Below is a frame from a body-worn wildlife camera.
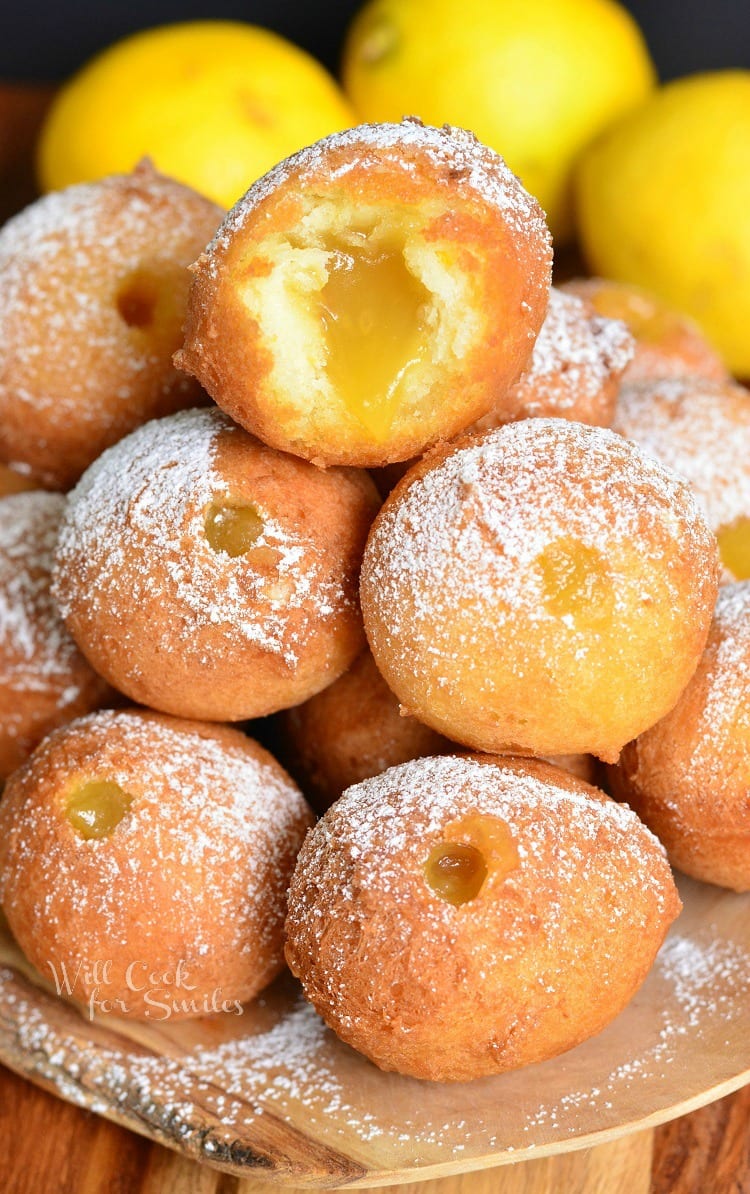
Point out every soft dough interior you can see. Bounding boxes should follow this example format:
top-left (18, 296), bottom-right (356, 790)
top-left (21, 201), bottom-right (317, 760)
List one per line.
top-left (236, 198), bottom-right (482, 445)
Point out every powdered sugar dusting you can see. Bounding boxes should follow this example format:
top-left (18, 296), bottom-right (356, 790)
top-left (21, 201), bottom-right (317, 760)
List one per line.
top-left (614, 377), bottom-right (750, 533)
top-left (296, 753), bottom-right (671, 916)
top-left (681, 582), bottom-right (750, 780)
top-left (286, 755), bottom-right (676, 1058)
top-left (510, 289), bottom-right (633, 416)
top-left (0, 165), bottom-right (221, 426)
top-left (1, 493), bottom-right (72, 686)
top-left (0, 492), bottom-right (103, 750)
top-left (207, 119), bottom-right (551, 267)
top-left (561, 276), bottom-right (728, 385)
top-left (335, 755), bottom-right (661, 863)
top-left (469, 289), bottom-right (634, 430)
top-left (362, 421), bottom-right (717, 702)
top-left (522, 926), bottom-right (749, 1135)
top-left (53, 407), bottom-right (345, 670)
top-left (1, 882), bottom-right (746, 1171)
top-left (0, 709), bottom-right (310, 965)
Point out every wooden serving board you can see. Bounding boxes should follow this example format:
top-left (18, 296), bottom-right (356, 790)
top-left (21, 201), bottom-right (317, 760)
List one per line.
top-left (0, 875), bottom-right (748, 1189)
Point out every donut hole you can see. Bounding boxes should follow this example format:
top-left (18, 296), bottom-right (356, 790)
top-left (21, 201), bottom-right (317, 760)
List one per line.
top-left (536, 538), bottom-right (614, 626)
top-left (236, 200), bottom-right (482, 448)
top-left (66, 780), bottom-right (133, 840)
top-left (425, 842), bottom-right (487, 906)
top-left (717, 517), bottom-right (750, 579)
top-left (425, 813), bottom-right (520, 904)
top-left (115, 269), bottom-right (161, 330)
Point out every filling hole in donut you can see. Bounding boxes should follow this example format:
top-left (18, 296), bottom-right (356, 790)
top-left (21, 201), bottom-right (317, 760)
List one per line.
top-left (66, 780), bottom-right (134, 841)
top-left (204, 501), bottom-right (279, 566)
top-left (425, 842), bottom-right (487, 906)
top-left (536, 538), bottom-right (614, 626)
top-left (115, 269), bottom-right (161, 329)
top-left (319, 232), bottom-right (430, 440)
top-left (716, 517), bottom-right (750, 579)
top-left (425, 814), bottom-right (520, 905)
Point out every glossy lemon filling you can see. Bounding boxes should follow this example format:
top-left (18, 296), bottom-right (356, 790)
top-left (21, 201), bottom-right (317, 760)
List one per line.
top-left (425, 814), bottom-right (520, 905)
top-left (425, 841), bottom-right (487, 906)
top-left (536, 537), bottom-right (614, 627)
top-left (66, 780), bottom-right (133, 840)
top-left (205, 502), bottom-right (264, 558)
top-left (319, 233), bottom-right (429, 440)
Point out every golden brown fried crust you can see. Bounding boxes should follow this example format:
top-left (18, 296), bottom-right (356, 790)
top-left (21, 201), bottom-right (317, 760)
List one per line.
top-left (471, 289), bottom-right (634, 430)
top-left (561, 277), bottom-right (728, 385)
top-left (277, 648), bottom-right (450, 812)
top-left (612, 376), bottom-right (750, 545)
top-left (53, 409), bottom-right (381, 722)
top-left (177, 121), bottom-right (552, 467)
top-left (0, 161), bottom-right (223, 489)
top-left (0, 492), bottom-right (112, 781)
top-left (609, 583), bottom-right (750, 891)
top-left (0, 464), bottom-right (37, 497)
top-left (0, 709), bottom-right (313, 1018)
top-left (361, 421), bottom-right (719, 762)
top-left (0, 671), bottom-right (111, 783)
top-left (285, 753), bottom-right (680, 1081)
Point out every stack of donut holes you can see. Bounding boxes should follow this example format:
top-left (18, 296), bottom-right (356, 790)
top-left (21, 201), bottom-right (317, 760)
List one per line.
top-left (0, 117), bottom-right (741, 1084)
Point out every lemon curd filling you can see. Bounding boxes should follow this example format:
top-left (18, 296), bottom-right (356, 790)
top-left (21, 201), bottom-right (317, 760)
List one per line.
top-left (319, 233), bottom-right (430, 440)
top-left (66, 780), bottom-right (134, 840)
top-left (425, 814), bottom-right (520, 906)
top-left (425, 842), bottom-right (488, 906)
top-left (536, 537), bottom-right (614, 626)
top-left (205, 502), bottom-right (264, 558)
top-left (717, 517), bottom-right (750, 580)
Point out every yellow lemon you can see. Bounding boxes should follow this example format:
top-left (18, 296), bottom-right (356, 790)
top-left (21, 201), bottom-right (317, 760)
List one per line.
top-left (37, 21), bottom-right (356, 208)
top-left (342, 0), bottom-right (655, 240)
top-left (575, 70), bottom-right (750, 376)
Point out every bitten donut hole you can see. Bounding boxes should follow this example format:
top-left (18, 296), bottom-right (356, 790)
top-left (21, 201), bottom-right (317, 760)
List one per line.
top-left (717, 517), bottom-right (750, 579)
top-left (115, 269), bottom-right (160, 329)
top-left (66, 780), bottom-right (133, 840)
top-left (204, 501), bottom-right (264, 559)
top-left (425, 841), bottom-right (487, 906)
top-left (236, 198), bottom-right (481, 450)
top-left (536, 538), bottom-right (614, 626)
top-left (319, 232), bottom-right (430, 440)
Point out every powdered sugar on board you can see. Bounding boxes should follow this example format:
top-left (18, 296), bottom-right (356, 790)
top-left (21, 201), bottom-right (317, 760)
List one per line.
top-left (0, 876), bottom-right (747, 1177)
top-left (205, 118), bottom-right (552, 270)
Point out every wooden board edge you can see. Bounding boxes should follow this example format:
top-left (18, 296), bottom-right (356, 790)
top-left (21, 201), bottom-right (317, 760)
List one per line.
top-left (2, 1007), bottom-right (749, 1191)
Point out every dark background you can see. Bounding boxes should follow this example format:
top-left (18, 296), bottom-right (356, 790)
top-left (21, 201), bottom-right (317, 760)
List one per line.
top-left (1, 1), bottom-right (749, 82)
